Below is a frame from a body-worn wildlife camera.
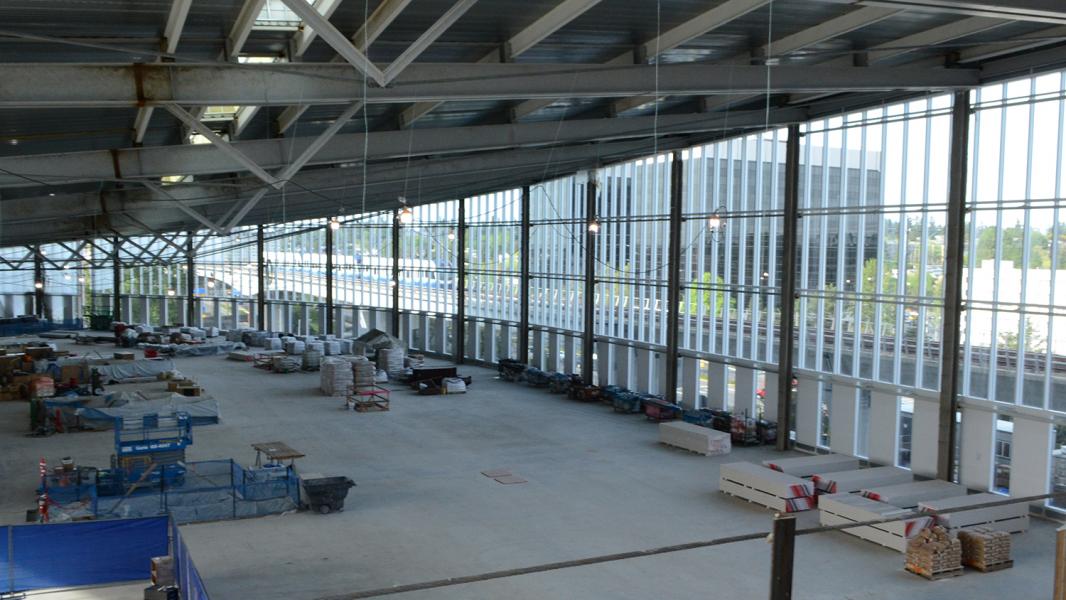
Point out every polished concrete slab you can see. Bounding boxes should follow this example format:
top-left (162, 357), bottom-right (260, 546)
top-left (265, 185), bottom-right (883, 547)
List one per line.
top-left (0, 341), bottom-right (1057, 599)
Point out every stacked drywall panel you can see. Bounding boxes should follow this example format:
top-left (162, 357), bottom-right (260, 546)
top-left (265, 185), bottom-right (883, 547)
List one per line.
top-left (819, 493), bottom-right (933, 552)
top-left (719, 462), bottom-right (815, 512)
top-left (812, 466), bottom-right (913, 494)
top-left (919, 493), bottom-right (1029, 534)
top-left (659, 422), bottom-right (731, 456)
top-left (860, 480), bottom-right (967, 508)
top-left (764, 454), bottom-right (860, 478)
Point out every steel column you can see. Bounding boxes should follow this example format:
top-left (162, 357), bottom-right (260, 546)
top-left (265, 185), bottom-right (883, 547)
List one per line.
top-left (769, 513), bottom-right (797, 600)
top-left (185, 234), bottom-right (195, 326)
top-left (112, 236), bottom-right (122, 322)
top-left (256, 225), bottom-right (266, 331)
top-left (33, 246), bottom-right (46, 319)
top-left (937, 90), bottom-right (972, 481)
top-left (518, 185), bottom-right (531, 362)
top-left (325, 221), bottom-right (334, 335)
top-left (664, 152), bottom-right (684, 403)
top-left (392, 210), bottom-right (401, 336)
top-left (776, 125), bottom-right (801, 452)
top-left (455, 201), bottom-right (467, 364)
top-left (582, 173), bottom-right (598, 384)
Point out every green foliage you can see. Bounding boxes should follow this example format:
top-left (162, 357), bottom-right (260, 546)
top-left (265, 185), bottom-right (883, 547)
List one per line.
top-left (974, 225), bottom-right (1052, 269)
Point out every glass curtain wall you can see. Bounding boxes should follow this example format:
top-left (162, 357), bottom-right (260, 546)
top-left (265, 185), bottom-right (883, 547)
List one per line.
top-left (334, 210), bottom-right (394, 310)
top-left (529, 174), bottom-right (587, 333)
top-left (464, 189), bottom-right (522, 323)
top-left (399, 201), bottom-right (458, 315)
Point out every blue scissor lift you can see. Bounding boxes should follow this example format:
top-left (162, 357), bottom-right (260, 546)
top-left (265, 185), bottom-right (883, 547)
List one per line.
top-left (98, 412), bottom-right (193, 496)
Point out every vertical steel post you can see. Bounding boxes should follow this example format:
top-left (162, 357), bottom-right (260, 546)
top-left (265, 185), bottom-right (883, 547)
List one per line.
top-left (937, 90), bottom-right (972, 481)
top-left (455, 201), bottom-right (467, 364)
top-left (325, 221), bottom-right (334, 335)
top-left (257, 225), bottom-right (266, 331)
top-left (769, 513), bottom-right (797, 600)
top-left (664, 152), bottom-right (684, 403)
top-left (112, 236), bottom-right (122, 323)
top-left (185, 233), bottom-right (195, 327)
top-left (392, 209), bottom-right (401, 336)
top-left (518, 185), bottom-right (531, 362)
top-left (582, 172), bottom-right (598, 384)
top-left (776, 125), bottom-right (801, 452)
top-left (1055, 525), bottom-right (1066, 600)
top-left (33, 245), bottom-right (46, 319)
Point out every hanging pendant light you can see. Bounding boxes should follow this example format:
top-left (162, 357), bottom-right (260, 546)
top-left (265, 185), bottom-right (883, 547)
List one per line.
top-left (587, 218), bottom-right (601, 234)
top-left (329, 217), bottom-right (341, 231)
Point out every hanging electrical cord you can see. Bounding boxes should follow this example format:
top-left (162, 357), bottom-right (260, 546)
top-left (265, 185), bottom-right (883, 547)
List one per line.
top-left (359, 0), bottom-right (370, 217)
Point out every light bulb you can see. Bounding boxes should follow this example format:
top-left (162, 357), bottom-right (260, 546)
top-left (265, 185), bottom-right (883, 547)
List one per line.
top-left (207, 281), bottom-right (215, 288)
top-left (708, 214), bottom-right (722, 230)
top-left (329, 217), bottom-right (340, 230)
top-left (33, 282), bottom-right (43, 289)
top-left (398, 206), bottom-right (413, 224)
top-left (77, 277), bottom-right (85, 283)
top-left (167, 289), bottom-right (176, 296)
top-left (447, 229), bottom-right (456, 241)
top-left (587, 218), bottom-right (600, 234)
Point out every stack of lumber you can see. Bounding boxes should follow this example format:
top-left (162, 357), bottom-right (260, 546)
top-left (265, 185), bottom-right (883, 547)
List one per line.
top-left (812, 466), bottom-right (912, 494)
top-left (763, 454), bottom-right (859, 477)
top-left (719, 462), bottom-right (815, 512)
top-left (320, 358), bottom-right (354, 396)
top-left (919, 493), bottom-right (1028, 534)
top-left (819, 493), bottom-right (932, 552)
top-left (905, 526), bottom-right (962, 580)
top-left (861, 480), bottom-right (966, 508)
top-left (659, 422), bottom-right (731, 456)
top-left (958, 527), bottom-right (1012, 571)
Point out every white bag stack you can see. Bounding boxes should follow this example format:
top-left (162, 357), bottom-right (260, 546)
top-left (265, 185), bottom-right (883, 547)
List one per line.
top-left (350, 356), bottom-right (376, 389)
top-left (658, 422), bottom-right (731, 456)
top-left (323, 341), bottom-right (341, 356)
top-left (443, 377), bottom-right (466, 394)
top-left (266, 338), bottom-right (283, 351)
top-left (285, 340), bottom-right (305, 355)
top-left (376, 347), bottom-right (405, 375)
top-left (320, 358), bottom-right (354, 396)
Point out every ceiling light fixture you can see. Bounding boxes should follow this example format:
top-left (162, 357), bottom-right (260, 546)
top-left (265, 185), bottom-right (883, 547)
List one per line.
top-left (587, 218), bottom-right (601, 234)
top-left (329, 217), bottom-right (341, 231)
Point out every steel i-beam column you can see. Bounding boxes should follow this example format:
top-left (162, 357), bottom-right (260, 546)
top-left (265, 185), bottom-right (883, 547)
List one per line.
top-left (455, 201), bottom-right (467, 364)
top-left (185, 233), bottom-right (195, 327)
top-left (664, 151), bottom-right (684, 403)
top-left (112, 236), bottom-right (122, 323)
top-left (937, 90), bottom-right (972, 481)
top-left (582, 172), bottom-right (598, 384)
top-left (392, 210), bottom-right (401, 336)
top-left (776, 125), bottom-right (801, 452)
top-left (325, 220), bottom-right (334, 335)
top-left (33, 246), bottom-right (46, 320)
top-left (518, 185), bottom-right (531, 362)
top-left (257, 224), bottom-right (266, 330)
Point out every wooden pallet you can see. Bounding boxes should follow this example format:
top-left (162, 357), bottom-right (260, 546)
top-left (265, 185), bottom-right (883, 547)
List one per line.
top-left (966, 560), bottom-right (1013, 573)
top-left (905, 565), bottom-right (964, 581)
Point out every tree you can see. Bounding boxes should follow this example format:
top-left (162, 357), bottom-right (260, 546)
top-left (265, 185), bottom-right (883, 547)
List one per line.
top-left (974, 225), bottom-right (1050, 269)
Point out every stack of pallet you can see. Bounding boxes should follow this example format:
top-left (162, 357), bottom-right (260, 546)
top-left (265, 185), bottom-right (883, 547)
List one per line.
top-left (905, 526), bottom-right (962, 580)
top-left (958, 527), bottom-right (1012, 571)
top-left (351, 356), bottom-right (377, 390)
top-left (659, 422), bottom-right (731, 456)
top-left (320, 358), bottom-right (354, 396)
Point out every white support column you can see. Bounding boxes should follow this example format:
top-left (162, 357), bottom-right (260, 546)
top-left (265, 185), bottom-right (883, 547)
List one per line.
top-left (547, 331), bottom-right (560, 372)
top-left (762, 372), bottom-right (779, 421)
top-left (959, 405), bottom-right (997, 491)
top-left (795, 376), bottom-right (821, 448)
top-left (1011, 414), bottom-right (1053, 503)
top-left (650, 350), bottom-right (666, 396)
top-left (867, 391), bottom-right (900, 466)
top-left (421, 314), bottom-right (432, 351)
top-left (830, 383), bottom-right (860, 457)
top-left (614, 345), bottom-right (633, 390)
top-left (705, 361), bottom-right (728, 409)
top-left (634, 348), bottom-right (651, 393)
top-left (596, 340), bottom-right (612, 385)
top-left (681, 356), bottom-right (701, 409)
top-left (734, 367), bottom-right (758, 418)
top-left (564, 335), bottom-right (579, 374)
top-left (911, 397), bottom-right (941, 478)
top-left (531, 329), bottom-right (543, 369)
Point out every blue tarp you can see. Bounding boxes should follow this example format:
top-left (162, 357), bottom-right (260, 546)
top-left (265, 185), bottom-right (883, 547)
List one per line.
top-left (2, 517), bottom-right (168, 592)
top-left (172, 520), bottom-right (211, 600)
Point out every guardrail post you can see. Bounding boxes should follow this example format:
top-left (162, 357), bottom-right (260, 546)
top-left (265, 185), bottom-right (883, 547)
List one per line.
top-left (769, 513), bottom-right (796, 600)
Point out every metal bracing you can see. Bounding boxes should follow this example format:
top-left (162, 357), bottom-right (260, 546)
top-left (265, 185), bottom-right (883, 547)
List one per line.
top-left (276, 0), bottom-right (386, 86)
top-left (582, 172), bottom-right (597, 384)
top-left (292, 0), bottom-right (346, 58)
top-left (133, 0), bottom-right (192, 144)
top-left (164, 105), bottom-right (283, 188)
top-left (513, 0), bottom-right (770, 121)
top-left (519, 185), bottom-right (531, 362)
top-left (663, 151), bottom-right (683, 404)
top-left (776, 125), bottom-right (801, 452)
top-left (401, 0), bottom-right (603, 127)
top-left (0, 63), bottom-right (981, 108)
top-left (228, 0), bottom-right (267, 60)
top-left (937, 90), bottom-right (971, 481)
top-left (277, 0), bottom-right (412, 133)
top-left (381, 0), bottom-right (478, 84)
top-left (141, 181), bottom-right (226, 235)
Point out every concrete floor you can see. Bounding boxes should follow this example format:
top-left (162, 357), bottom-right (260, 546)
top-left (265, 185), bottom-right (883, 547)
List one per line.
top-left (0, 339), bottom-right (1058, 599)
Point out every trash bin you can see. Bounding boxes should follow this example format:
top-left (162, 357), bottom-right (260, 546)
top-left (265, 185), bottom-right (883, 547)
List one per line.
top-left (301, 476), bottom-right (356, 514)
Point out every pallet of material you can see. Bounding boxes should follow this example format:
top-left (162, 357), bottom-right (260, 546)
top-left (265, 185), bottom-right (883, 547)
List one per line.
top-left (763, 454), bottom-right (860, 478)
top-left (918, 493), bottom-right (1028, 534)
top-left (719, 462), bottom-right (816, 513)
top-left (659, 422), bottom-right (731, 456)
top-left (812, 466), bottom-right (912, 494)
top-left (819, 493), bottom-right (933, 552)
top-left (958, 527), bottom-right (1012, 572)
top-left (905, 526), bottom-right (963, 580)
top-left (861, 480), bottom-right (967, 508)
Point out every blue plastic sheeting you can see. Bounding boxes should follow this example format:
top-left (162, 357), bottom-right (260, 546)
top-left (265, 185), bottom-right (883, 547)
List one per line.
top-left (172, 519), bottom-right (211, 600)
top-left (2, 517), bottom-right (168, 592)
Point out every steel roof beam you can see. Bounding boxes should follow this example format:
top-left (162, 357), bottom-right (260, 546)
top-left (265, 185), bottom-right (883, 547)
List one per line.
top-left (164, 105), bottom-right (284, 188)
top-left (277, 0), bottom-right (386, 86)
top-left (292, 0), bottom-right (346, 57)
top-left (382, 0), bottom-right (478, 84)
top-left (133, 0), bottom-right (193, 144)
top-left (854, 0), bottom-right (1066, 25)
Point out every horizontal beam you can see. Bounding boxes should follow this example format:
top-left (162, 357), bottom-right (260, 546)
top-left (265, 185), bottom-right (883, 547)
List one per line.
top-left (0, 108), bottom-right (807, 187)
top-left (0, 62), bottom-right (981, 107)
top-left (856, 0), bottom-right (1066, 24)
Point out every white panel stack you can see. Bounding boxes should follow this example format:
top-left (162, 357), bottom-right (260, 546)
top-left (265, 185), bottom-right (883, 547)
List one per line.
top-left (819, 493), bottom-right (933, 552)
top-left (919, 493), bottom-right (1029, 534)
top-left (659, 422), bottom-right (731, 456)
top-left (763, 454), bottom-right (860, 478)
top-left (860, 480), bottom-right (967, 508)
top-left (320, 358), bottom-right (354, 396)
top-left (811, 466), bottom-right (913, 494)
top-left (719, 462), bottom-right (816, 513)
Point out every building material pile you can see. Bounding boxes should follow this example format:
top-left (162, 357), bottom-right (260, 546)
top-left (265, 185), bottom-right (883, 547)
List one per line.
top-left (351, 356), bottom-right (376, 389)
top-left (811, 466), bottom-right (912, 495)
top-left (659, 422), bottom-right (730, 456)
top-left (321, 358), bottom-right (354, 396)
top-left (302, 349), bottom-right (322, 371)
top-left (905, 526), bottom-right (962, 579)
top-left (271, 355), bottom-right (301, 373)
top-left (958, 527), bottom-right (1012, 571)
top-left (918, 493), bottom-right (1028, 534)
top-left (763, 454), bottom-right (859, 478)
top-left (719, 462), bottom-right (815, 512)
top-left (818, 492), bottom-right (931, 552)
top-left (376, 347), bottom-right (405, 377)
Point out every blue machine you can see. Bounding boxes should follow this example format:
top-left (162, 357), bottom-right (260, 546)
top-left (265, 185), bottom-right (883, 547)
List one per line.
top-left (98, 412), bottom-right (193, 495)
